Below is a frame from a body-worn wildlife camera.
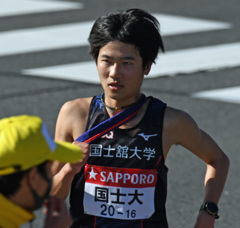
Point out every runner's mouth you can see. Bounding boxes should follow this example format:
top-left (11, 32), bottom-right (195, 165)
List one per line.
top-left (108, 82), bottom-right (123, 90)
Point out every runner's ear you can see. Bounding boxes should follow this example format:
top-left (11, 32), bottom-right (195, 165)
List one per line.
top-left (144, 62), bottom-right (152, 76)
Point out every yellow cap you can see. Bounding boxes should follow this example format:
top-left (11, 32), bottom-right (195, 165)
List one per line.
top-left (0, 115), bottom-right (82, 175)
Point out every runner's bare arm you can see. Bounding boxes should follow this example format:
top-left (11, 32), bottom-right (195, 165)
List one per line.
top-left (51, 98), bottom-right (91, 198)
top-left (163, 107), bottom-right (229, 228)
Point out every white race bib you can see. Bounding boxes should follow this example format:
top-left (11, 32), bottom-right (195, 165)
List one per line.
top-left (83, 164), bottom-right (157, 220)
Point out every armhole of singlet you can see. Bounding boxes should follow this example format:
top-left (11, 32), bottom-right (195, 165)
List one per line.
top-left (160, 103), bottom-right (167, 165)
top-left (148, 97), bottom-right (167, 167)
top-left (84, 96), bottom-right (96, 132)
top-left (160, 103), bottom-right (167, 166)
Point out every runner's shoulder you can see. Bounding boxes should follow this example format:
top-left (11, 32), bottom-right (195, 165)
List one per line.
top-left (164, 106), bottom-right (195, 129)
top-left (60, 97), bottom-right (93, 117)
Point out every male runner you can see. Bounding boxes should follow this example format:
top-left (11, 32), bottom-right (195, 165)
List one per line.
top-left (53, 9), bottom-right (229, 228)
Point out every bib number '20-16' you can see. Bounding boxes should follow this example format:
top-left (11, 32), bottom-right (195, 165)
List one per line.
top-left (101, 204), bottom-right (136, 218)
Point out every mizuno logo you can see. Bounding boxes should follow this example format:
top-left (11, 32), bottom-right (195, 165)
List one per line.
top-left (137, 133), bottom-right (158, 141)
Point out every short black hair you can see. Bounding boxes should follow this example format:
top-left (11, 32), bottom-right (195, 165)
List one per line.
top-left (88, 8), bottom-right (164, 68)
top-left (0, 161), bottom-right (48, 197)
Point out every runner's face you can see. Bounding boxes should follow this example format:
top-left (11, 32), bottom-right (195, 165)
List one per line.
top-left (97, 41), bottom-right (151, 105)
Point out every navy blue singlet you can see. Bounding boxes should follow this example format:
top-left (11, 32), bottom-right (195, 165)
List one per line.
top-left (70, 94), bottom-right (168, 228)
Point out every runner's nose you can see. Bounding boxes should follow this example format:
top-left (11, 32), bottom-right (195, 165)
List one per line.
top-left (109, 64), bottom-right (121, 79)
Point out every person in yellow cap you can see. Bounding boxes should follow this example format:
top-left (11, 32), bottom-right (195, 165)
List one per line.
top-left (0, 115), bottom-right (89, 227)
